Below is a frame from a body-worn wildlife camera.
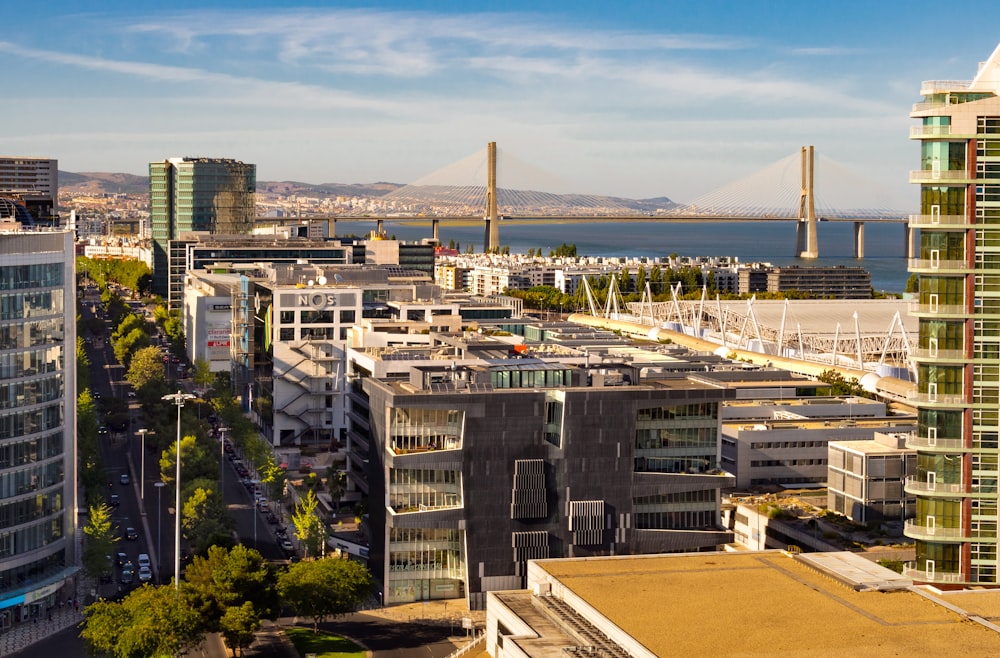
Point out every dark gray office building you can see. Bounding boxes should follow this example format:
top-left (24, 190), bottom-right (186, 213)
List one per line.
top-left (354, 361), bottom-right (736, 608)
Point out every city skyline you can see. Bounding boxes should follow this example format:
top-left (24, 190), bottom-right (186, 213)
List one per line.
top-left (4, 1), bottom-right (1000, 201)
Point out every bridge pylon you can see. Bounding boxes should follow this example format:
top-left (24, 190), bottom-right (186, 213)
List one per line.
top-left (484, 142), bottom-right (500, 252)
top-left (796, 145), bottom-right (819, 258)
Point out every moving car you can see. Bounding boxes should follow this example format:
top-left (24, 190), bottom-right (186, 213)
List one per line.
top-left (120, 473), bottom-right (130, 485)
top-left (108, 494), bottom-right (120, 507)
top-left (138, 566), bottom-right (152, 582)
top-left (121, 568), bottom-right (134, 584)
top-left (137, 553), bottom-right (150, 569)
top-left (125, 527), bottom-right (138, 541)
top-left (115, 552), bottom-right (128, 567)
top-left (279, 539), bottom-right (294, 554)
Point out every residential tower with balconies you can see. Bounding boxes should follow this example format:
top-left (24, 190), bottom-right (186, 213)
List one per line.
top-left (905, 43), bottom-right (1000, 585)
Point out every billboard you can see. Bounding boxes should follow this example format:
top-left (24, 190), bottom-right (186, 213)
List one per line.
top-left (206, 322), bottom-right (230, 361)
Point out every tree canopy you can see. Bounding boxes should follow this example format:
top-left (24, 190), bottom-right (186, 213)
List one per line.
top-left (291, 489), bottom-right (327, 559)
top-left (82, 584), bottom-right (202, 658)
top-left (277, 557), bottom-right (372, 632)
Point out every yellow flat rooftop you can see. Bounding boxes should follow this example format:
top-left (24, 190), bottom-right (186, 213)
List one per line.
top-left (533, 551), bottom-right (1000, 656)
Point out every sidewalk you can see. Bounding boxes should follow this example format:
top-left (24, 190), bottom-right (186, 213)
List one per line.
top-left (0, 591), bottom-right (86, 657)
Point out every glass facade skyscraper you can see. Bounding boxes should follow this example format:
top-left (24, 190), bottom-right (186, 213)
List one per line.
top-left (905, 44), bottom-right (1000, 585)
top-left (0, 229), bottom-right (77, 623)
top-left (149, 157), bottom-right (256, 305)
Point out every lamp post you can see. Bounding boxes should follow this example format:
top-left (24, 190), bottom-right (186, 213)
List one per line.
top-left (162, 390), bottom-right (195, 590)
top-left (136, 428), bottom-right (154, 500)
top-left (218, 427), bottom-right (229, 491)
top-left (154, 481), bottom-right (166, 583)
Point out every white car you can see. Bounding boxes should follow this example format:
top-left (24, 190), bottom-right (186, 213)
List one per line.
top-left (137, 553), bottom-right (150, 569)
top-left (138, 566), bottom-right (152, 582)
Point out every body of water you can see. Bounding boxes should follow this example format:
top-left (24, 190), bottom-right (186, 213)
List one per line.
top-left (341, 219), bottom-right (911, 293)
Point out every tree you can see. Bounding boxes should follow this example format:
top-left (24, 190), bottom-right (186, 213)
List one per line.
top-left (291, 489), bottom-right (327, 559)
top-left (817, 369), bottom-right (867, 397)
top-left (184, 545), bottom-right (278, 633)
top-left (220, 602), bottom-right (260, 657)
top-left (182, 484), bottom-right (234, 554)
top-left (126, 345), bottom-right (166, 392)
top-left (161, 435), bottom-right (217, 488)
top-left (82, 504), bottom-right (118, 586)
top-left (905, 273), bottom-right (919, 293)
top-left (81, 584), bottom-right (203, 658)
top-left (191, 357), bottom-right (214, 392)
top-left (277, 557), bottom-right (372, 632)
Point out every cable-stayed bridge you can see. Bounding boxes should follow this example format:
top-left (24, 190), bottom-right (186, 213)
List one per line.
top-left (264, 143), bottom-right (914, 257)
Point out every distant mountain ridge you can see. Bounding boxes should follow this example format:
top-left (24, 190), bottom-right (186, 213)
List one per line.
top-left (58, 171), bottom-right (675, 210)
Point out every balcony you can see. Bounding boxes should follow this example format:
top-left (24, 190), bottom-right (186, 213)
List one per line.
top-left (910, 125), bottom-right (954, 138)
top-left (905, 434), bottom-right (965, 450)
top-left (904, 520), bottom-right (969, 542)
top-left (902, 565), bottom-right (965, 584)
top-left (908, 302), bottom-right (969, 318)
top-left (910, 347), bottom-right (968, 362)
top-left (906, 391), bottom-right (967, 406)
top-left (904, 476), bottom-right (964, 495)
top-left (908, 258), bottom-right (971, 274)
top-left (909, 169), bottom-right (973, 183)
top-left (918, 80), bottom-right (973, 94)
top-left (908, 214), bottom-right (968, 228)
top-left (390, 437), bottom-right (460, 457)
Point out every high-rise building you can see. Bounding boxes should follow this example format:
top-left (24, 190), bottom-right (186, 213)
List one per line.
top-left (905, 44), bottom-right (1000, 585)
top-left (149, 157), bottom-right (255, 304)
top-left (0, 228), bottom-right (78, 625)
top-left (0, 157), bottom-right (58, 226)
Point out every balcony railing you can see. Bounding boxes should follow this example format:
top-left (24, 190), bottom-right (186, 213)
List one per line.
top-left (908, 303), bottom-right (969, 317)
top-left (910, 347), bottom-right (968, 361)
top-left (908, 214), bottom-right (968, 227)
top-left (908, 258), bottom-right (970, 273)
top-left (909, 169), bottom-right (972, 182)
top-left (902, 565), bottom-right (965, 583)
top-left (919, 80), bottom-right (973, 93)
top-left (906, 391), bottom-right (967, 406)
top-left (905, 434), bottom-right (965, 450)
top-left (910, 125), bottom-right (952, 138)
top-left (911, 101), bottom-right (949, 113)
top-left (904, 476), bottom-right (964, 494)
top-left (904, 520), bottom-right (968, 541)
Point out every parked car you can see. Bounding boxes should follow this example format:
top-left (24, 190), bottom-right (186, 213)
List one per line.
top-left (279, 539), bottom-right (294, 553)
top-left (266, 512), bottom-right (279, 524)
top-left (125, 527), bottom-right (138, 541)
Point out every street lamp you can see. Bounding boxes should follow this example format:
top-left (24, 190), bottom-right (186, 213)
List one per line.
top-left (136, 428), bottom-right (155, 500)
top-left (218, 427), bottom-right (229, 491)
top-left (162, 389), bottom-right (196, 590)
top-left (154, 481), bottom-right (166, 584)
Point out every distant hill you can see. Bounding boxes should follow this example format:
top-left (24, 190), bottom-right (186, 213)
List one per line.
top-left (58, 171), bottom-right (676, 211)
top-left (60, 171), bottom-right (149, 196)
top-left (256, 180), bottom-right (403, 198)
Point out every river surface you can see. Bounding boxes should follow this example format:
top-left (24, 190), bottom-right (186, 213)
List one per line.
top-left (339, 219), bottom-right (911, 293)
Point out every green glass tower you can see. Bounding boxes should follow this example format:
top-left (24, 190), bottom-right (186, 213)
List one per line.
top-left (149, 157), bottom-right (256, 305)
top-left (905, 44), bottom-right (1000, 585)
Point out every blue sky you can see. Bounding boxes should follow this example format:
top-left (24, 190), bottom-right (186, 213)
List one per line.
top-left (3, 1), bottom-right (1000, 202)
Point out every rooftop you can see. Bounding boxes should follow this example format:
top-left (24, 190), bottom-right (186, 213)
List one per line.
top-left (525, 551), bottom-right (1000, 656)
